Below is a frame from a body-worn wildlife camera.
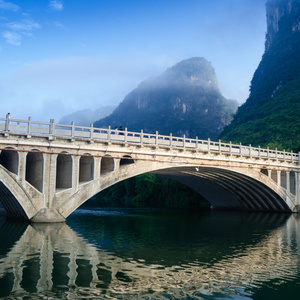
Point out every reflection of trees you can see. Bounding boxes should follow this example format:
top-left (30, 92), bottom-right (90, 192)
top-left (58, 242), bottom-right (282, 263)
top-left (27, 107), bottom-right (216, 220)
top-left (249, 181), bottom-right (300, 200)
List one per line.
top-left (0, 213), bottom-right (298, 298)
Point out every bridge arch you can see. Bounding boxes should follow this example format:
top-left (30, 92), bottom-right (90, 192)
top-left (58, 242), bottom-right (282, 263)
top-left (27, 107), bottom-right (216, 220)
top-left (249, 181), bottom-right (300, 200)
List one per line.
top-left (100, 155), bottom-right (114, 175)
top-left (79, 154), bottom-right (94, 183)
top-left (0, 165), bottom-right (38, 220)
top-left (25, 150), bottom-right (44, 193)
top-left (0, 147), bottom-right (18, 175)
top-left (56, 162), bottom-right (294, 220)
top-left (151, 167), bottom-right (291, 212)
top-left (56, 152), bottom-right (72, 189)
top-left (120, 155), bottom-right (134, 166)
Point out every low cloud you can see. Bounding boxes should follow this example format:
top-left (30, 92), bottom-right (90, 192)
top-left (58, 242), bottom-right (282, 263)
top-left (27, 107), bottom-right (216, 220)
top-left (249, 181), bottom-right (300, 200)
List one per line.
top-left (0, 56), bottom-right (169, 121)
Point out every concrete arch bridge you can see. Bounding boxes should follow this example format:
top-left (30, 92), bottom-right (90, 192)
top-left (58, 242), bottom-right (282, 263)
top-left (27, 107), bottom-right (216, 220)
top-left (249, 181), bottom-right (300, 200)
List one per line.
top-left (0, 116), bottom-right (299, 222)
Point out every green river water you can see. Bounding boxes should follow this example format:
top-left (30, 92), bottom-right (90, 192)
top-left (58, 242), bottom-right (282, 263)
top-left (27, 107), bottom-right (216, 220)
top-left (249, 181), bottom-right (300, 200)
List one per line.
top-left (0, 208), bottom-right (299, 299)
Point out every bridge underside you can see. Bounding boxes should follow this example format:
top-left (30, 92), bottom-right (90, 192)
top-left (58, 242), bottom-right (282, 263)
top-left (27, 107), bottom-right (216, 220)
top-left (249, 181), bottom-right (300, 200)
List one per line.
top-left (0, 182), bottom-right (29, 220)
top-left (152, 167), bottom-right (292, 212)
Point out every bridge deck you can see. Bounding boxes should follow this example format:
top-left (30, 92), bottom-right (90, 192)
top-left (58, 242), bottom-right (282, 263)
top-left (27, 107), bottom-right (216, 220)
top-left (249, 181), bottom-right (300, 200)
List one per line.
top-left (0, 117), bottom-right (299, 163)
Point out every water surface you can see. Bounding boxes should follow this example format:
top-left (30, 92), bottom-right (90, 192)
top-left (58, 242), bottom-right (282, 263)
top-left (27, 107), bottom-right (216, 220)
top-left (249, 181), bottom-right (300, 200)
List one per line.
top-left (0, 209), bottom-right (299, 299)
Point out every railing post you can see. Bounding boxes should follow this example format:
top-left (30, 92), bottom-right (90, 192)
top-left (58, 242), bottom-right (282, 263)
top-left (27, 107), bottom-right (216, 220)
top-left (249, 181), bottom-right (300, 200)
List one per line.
top-left (239, 143), bottom-right (242, 156)
top-left (229, 141), bottom-right (232, 154)
top-left (108, 126), bottom-right (111, 142)
top-left (208, 138), bottom-right (210, 152)
top-left (196, 136), bottom-right (198, 152)
top-left (291, 150), bottom-right (293, 161)
top-left (275, 148), bottom-right (278, 160)
top-left (124, 127), bottom-right (128, 143)
top-left (28, 117), bottom-right (32, 136)
top-left (283, 149), bottom-right (285, 160)
top-left (298, 152), bottom-right (300, 163)
top-left (170, 133), bottom-right (173, 147)
top-left (219, 139), bottom-right (221, 152)
top-left (267, 147), bottom-right (269, 159)
top-left (258, 145), bottom-right (260, 157)
top-left (49, 119), bottom-right (55, 135)
top-left (156, 130), bottom-right (159, 146)
top-left (183, 135), bottom-right (186, 149)
top-left (71, 121), bottom-right (75, 138)
top-left (90, 123), bottom-right (94, 139)
top-left (140, 129), bottom-right (143, 146)
top-left (249, 144), bottom-right (252, 157)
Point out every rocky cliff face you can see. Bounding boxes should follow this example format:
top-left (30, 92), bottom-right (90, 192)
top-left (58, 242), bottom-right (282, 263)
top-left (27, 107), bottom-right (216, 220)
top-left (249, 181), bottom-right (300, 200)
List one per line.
top-left (94, 57), bottom-right (238, 140)
top-left (265, 0), bottom-right (300, 51)
top-left (220, 0), bottom-right (300, 151)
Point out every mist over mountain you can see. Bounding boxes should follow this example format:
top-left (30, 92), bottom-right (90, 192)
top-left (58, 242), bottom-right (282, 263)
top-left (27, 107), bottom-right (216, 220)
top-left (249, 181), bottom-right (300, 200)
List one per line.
top-left (220, 0), bottom-right (300, 151)
top-left (59, 106), bottom-right (115, 126)
top-left (94, 57), bottom-right (238, 140)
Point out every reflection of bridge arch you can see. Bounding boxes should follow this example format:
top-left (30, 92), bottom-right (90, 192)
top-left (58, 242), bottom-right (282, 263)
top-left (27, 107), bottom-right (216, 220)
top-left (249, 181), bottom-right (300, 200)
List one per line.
top-left (0, 213), bottom-right (298, 298)
top-left (0, 117), bottom-right (299, 222)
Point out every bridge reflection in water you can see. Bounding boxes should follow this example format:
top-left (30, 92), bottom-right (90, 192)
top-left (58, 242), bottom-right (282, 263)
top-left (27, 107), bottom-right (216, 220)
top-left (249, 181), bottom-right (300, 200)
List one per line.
top-left (0, 210), bottom-right (299, 298)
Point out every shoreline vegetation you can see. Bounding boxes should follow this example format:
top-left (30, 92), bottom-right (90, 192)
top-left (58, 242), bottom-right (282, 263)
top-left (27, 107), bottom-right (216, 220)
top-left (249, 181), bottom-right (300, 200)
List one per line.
top-left (83, 173), bottom-right (210, 210)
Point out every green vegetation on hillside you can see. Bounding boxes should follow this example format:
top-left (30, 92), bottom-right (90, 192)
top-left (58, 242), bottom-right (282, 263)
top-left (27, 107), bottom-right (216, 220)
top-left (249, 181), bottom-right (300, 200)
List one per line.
top-left (220, 0), bottom-right (300, 152)
top-left (83, 173), bottom-right (209, 209)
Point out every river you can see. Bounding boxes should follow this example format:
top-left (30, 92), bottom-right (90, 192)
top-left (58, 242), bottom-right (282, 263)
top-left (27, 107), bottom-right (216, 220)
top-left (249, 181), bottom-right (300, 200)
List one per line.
top-left (0, 208), bottom-right (299, 299)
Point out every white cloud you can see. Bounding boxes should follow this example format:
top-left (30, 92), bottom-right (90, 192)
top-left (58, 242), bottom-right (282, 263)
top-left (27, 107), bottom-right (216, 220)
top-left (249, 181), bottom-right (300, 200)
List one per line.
top-left (0, 0), bottom-right (19, 12)
top-left (49, 0), bottom-right (63, 12)
top-left (2, 19), bottom-right (40, 45)
top-left (2, 31), bottom-right (21, 45)
top-left (6, 19), bottom-right (40, 31)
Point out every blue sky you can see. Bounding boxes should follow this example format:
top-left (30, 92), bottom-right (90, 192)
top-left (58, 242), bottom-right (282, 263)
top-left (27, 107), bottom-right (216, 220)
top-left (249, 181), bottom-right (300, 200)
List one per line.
top-left (0, 0), bottom-right (267, 122)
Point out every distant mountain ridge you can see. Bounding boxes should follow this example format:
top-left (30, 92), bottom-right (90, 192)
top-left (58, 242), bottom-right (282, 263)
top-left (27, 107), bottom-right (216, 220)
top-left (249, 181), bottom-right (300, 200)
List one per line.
top-left (59, 106), bottom-right (115, 127)
top-left (94, 57), bottom-right (238, 140)
top-left (220, 0), bottom-right (300, 151)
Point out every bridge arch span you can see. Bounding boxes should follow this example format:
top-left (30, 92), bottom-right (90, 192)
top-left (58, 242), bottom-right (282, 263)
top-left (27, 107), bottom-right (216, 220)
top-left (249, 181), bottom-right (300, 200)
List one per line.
top-left (56, 161), bottom-right (293, 219)
top-left (152, 166), bottom-right (292, 212)
top-left (0, 165), bottom-right (38, 220)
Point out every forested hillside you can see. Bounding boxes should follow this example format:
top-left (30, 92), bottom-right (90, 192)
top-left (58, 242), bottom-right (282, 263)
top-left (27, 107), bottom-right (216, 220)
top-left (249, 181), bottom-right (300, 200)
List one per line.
top-left (220, 0), bottom-right (300, 151)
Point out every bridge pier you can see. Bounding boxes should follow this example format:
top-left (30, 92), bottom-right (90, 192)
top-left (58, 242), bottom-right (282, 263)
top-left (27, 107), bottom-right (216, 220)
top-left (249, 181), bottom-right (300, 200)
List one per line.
top-left (31, 208), bottom-right (65, 223)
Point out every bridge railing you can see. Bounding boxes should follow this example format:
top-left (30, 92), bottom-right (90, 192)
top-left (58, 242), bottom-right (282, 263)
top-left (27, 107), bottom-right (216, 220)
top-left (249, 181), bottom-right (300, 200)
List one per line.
top-left (0, 116), bottom-right (299, 162)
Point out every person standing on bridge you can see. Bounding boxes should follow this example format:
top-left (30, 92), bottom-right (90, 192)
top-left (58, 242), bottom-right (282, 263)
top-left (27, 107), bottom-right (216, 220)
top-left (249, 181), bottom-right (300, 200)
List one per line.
top-left (5, 113), bottom-right (10, 132)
